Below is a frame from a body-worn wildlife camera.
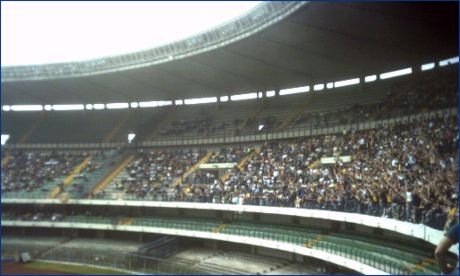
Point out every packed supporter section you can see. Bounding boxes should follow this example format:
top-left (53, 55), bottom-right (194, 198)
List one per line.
top-left (2, 151), bottom-right (85, 197)
top-left (96, 149), bottom-right (206, 200)
top-left (2, 109), bottom-right (458, 231)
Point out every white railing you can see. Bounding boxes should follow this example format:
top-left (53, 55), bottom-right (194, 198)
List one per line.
top-left (1, 220), bottom-right (387, 275)
top-left (2, 198), bottom-right (457, 256)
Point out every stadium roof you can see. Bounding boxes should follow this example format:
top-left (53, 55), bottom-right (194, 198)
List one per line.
top-left (2, 2), bottom-right (458, 105)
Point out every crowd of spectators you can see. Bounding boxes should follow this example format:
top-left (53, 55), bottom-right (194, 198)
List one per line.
top-left (2, 69), bottom-right (457, 230)
top-left (176, 114), bottom-right (458, 230)
top-left (2, 150), bottom-right (114, 199)
top-left (113, 149), bottom-right (205, 199)
top-left (184, 171), bottom-right (218, 185)
top-left (183, 146), bottom-right (253, 186)
top-left (208, 147), bottom-right (250, 163)
top-left (3, 112), bottom-right (457, 230)
top-left (1, 151), bottom-right (87, 195)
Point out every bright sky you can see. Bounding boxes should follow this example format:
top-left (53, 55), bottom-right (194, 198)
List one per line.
top-left (1, 1), bottom-right (261, 66)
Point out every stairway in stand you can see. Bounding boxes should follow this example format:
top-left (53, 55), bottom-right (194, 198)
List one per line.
top-left (87, 154), bottom-right (136, 198)
top-left (50, 156), bottom-right (92, 199)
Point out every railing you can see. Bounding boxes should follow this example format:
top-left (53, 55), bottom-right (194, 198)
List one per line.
top-left (2, 2), bottom-right (306, 81)
top-left (3, 215), bottom-right (442, 274)
top-left (1, 192), bottom-right (51, 199)
top-left (3, 199), bottom-right (456, 258)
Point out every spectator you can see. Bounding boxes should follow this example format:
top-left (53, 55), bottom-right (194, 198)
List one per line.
top-left (435, 223), bottom-right (458, 274)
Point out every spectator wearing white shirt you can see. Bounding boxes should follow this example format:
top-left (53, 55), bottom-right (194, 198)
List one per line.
top-left (405, 187), bottom-right (414, 222)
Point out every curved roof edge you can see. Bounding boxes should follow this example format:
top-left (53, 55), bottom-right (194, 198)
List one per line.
top-left (1, 2), bottom-right (307, 82)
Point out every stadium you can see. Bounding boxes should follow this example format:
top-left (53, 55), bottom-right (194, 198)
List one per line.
top-left (1, 1), bottom-right (459, 275)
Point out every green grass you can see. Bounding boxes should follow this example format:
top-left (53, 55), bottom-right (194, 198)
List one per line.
top-left (25, 261), bottom-right (131, 275)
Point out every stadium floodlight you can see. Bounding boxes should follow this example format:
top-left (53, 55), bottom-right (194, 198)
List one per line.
top-left (334, 78), bottom-right (360, 88)
top-left (52, 104), bottom-right (84, 111)
top-left (10, 105), bottom-right (43, 111)
top-left (364, 75), bottom-right (377, 83)
top-left (1, 134), bottom-right (10, 146)
top-left (106, 103), bottom-right (129, 109)
top-left (380, 67), bottom-right (412, 80)
top-left (175, 100), bottom-right (184, 105)
top-left (279, 85), bottom-right (309, 96)
top-left (128, 133), bottom-right (136, 143)
top-left (184, 97), bottom-right (217, 105)
top-left (326, 82), bottom-right (334, 89)
top-left (85, 104), bottom-right (93, 110)
top-left (421, 62), bottom-right (435, 71)
top-left (130, 102), bottom-right (139, 108)
top-left (439, 56), bottom-right (459, 67)
top-left (230, 92), bottom-right (257, 101)
top-left (220, 96), bottom-right (229, 102)
top-left (44, 105), bottom-right (52, 111)
top-left (93, 104), bottom-right (105, 110)
top-left (2, 106), bottom-right (11, 111)
top-left (313, 84), bottom-right (324, 91)
top-left (266, 90), bottom-right (275, 97)
top-left (258, 92), bottom-right (263, 98)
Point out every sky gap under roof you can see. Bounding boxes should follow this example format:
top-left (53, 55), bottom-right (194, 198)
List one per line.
top-left (2, 56), bottom-right (458, 112)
